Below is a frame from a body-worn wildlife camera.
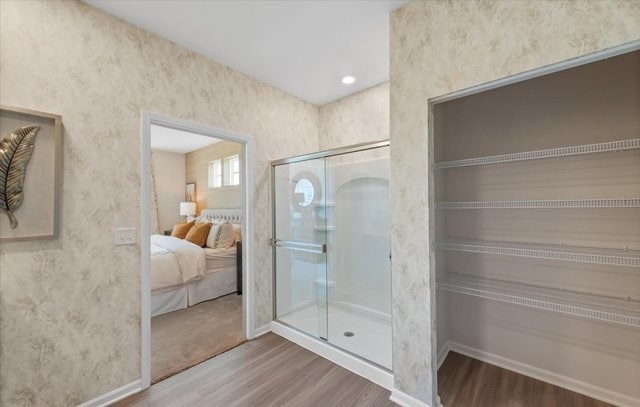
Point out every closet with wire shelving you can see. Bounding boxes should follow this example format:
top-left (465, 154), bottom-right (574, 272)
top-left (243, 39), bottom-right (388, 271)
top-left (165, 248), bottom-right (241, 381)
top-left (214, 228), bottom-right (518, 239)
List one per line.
top-left (432, 50), bottom-right (640, 406)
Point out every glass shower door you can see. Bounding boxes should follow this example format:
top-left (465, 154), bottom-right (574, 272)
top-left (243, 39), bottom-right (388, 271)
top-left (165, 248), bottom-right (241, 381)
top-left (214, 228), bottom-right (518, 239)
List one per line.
top-left (272, 142), bottom-right (391, 370)
top-left (325, 146), bottom-right (392, 369)
top-left (273, 158), bottom-right (328, 339)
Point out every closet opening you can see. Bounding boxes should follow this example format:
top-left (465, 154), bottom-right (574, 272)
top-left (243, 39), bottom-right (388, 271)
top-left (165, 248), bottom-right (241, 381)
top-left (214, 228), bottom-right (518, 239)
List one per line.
top-left (430, 49), bottom-right (639, 407)
top-left (140, 112), bottom-right (255, 389)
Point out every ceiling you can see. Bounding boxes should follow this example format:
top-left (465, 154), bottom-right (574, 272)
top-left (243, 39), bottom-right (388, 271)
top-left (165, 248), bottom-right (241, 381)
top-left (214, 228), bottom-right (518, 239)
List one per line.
top-left (86, 0), bottom-right (407, 105)
top-left (150, 125), bottom-right (221, 154)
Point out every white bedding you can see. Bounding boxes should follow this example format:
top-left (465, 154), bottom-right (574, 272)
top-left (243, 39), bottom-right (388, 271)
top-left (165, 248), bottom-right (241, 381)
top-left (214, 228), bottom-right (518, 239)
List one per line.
top-left (149, 214), bottom-right (240, 316)
top-left (150, 235), bottom-right (206, 290)
top-left (204, 246), bottom-right (237, 271)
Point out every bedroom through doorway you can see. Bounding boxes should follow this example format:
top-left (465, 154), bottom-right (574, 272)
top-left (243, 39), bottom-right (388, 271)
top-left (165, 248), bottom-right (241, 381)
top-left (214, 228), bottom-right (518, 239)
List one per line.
top-left (141, 113), bottom-right (255, 387)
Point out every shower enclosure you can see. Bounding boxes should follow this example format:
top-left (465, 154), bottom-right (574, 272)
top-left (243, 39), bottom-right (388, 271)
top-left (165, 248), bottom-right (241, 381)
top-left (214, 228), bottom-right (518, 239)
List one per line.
top-left (271, 141), bottom-right (391, 369)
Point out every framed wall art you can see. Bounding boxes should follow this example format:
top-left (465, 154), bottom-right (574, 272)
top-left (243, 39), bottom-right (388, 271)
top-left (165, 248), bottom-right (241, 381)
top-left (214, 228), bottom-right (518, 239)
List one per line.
top-left (185, 182), bottom-right (195, 202)
top-left (0, 105), bottom-right (62, 242)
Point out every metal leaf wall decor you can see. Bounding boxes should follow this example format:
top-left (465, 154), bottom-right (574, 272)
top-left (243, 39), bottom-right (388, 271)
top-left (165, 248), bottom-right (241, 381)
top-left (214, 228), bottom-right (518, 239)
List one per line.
top-left (0, 126), bottom-right (40, 228)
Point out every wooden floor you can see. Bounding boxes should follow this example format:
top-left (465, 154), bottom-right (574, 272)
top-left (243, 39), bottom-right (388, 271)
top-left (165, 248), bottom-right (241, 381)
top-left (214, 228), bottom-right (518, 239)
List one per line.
top-left (117, 334), bottom-right (615, 407)
top-left (116, 333), bottom-right (394, 407)
top-left (437, 351), bottom-right (615, 407)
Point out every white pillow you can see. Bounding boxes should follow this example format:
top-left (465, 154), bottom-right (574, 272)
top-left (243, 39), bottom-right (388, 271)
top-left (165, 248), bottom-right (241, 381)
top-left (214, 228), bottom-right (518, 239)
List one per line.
top-left (195, 216), bottom-right (210, 224)
top-left (206, 221), bottom-right (236, 249)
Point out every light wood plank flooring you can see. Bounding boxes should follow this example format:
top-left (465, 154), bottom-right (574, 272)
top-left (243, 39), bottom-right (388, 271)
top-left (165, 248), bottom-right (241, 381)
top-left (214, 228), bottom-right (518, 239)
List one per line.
top-left (116, 333), bottom-right (395, 407)
top-left (437, 351), bottom-right (615, 407)
top-left (117, 334), bottom-right (616, 407)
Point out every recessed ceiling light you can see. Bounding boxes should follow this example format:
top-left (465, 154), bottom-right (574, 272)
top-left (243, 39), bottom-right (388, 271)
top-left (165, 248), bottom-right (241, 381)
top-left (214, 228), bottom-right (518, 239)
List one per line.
top-left (341, 75), bottom-right (356, 85)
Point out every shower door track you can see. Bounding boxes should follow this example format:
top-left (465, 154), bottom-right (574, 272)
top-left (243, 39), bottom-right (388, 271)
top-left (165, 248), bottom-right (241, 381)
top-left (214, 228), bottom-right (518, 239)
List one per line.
top-left (271, 139), bottom-right (389, 166)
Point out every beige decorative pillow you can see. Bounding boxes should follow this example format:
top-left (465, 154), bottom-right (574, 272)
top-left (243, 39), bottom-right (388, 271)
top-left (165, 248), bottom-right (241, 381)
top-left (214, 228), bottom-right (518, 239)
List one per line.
top-left (184, 222), bottom-right (211, 247)
top-left (171, 221), bottom-right (194, 239)
top-left (206, 221), bottom-right (236, 249)
top-left (232, 223), bottom-right (242, 243)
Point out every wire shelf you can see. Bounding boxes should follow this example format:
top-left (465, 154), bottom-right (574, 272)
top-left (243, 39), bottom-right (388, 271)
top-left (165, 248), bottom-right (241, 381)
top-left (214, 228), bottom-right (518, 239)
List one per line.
top-left (435, 198), bottom-right (640, 209)
top-left (435, 138), bottom-right (640, 169)
top-left (436, 239), bottom-right (640, 267)
top-left (437, 274), bottom-right (640, 328)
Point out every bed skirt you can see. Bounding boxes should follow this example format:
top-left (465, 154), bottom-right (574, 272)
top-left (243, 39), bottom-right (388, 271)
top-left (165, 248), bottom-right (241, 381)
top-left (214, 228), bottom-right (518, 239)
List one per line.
top-left (151, 267), bottom-right (237, 317)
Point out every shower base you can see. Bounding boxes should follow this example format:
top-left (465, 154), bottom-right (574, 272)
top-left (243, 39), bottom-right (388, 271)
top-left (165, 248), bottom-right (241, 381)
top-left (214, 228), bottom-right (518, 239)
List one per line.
top-left (278, 303), bottom-right (392, 369)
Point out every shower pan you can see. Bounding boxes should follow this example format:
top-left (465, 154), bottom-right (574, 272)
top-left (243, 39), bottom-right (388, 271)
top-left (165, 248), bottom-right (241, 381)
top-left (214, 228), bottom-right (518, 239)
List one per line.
top-left (271, 141), bottom-right (391, 370)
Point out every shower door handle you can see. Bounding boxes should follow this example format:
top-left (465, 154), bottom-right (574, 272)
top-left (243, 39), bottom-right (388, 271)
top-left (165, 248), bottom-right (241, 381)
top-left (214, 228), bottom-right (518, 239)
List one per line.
top-left (270, 238), bottom-right (327, 254)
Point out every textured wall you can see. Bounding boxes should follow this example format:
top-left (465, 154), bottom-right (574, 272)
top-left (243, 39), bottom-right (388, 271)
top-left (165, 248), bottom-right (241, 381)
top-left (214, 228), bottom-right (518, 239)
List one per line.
top-left (151, 150), bottom-right (186, 232)
top-left (318, 82), bottom-right (389, 150)
top-left (185, 141), bottom-right (243, 214)
top-left (0, 1), bottom-right (318, 405)
top-left (389, 1), bottom-right (640, 404)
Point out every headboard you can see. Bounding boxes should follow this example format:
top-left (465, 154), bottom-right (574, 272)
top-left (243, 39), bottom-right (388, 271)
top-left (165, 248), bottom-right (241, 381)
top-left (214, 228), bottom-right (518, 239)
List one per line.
top-left (200, 208), bottom-right (242, 224)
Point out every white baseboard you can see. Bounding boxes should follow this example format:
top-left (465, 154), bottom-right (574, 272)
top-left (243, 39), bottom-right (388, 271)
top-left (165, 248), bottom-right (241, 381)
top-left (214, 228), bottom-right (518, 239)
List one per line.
top-left (76, 380), bottom-right (141, 407)
top-left (270, 321), bottom-right (393, 390)
top-left (253, 323), bottom-right (271, 338)
top-left (437, 341), bottom-right (451, 369)
top-left (448, 342), bottom-right (639, 407)
top-left (390, 389), bottom-right (442, 407)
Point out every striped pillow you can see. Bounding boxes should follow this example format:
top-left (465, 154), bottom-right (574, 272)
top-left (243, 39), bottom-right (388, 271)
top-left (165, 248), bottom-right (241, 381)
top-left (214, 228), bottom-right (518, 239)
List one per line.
top-left (206, 221), bottom-right (236, 249)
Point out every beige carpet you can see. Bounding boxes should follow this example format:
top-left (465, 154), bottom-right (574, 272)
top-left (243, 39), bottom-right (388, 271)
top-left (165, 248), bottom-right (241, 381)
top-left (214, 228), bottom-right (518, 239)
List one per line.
top-left (151, 294), bottom-right (245, 383)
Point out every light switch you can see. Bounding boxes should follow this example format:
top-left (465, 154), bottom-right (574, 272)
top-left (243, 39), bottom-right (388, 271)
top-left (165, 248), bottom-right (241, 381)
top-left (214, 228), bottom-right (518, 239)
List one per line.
top-left (114, 228), bottom-right (136, 245)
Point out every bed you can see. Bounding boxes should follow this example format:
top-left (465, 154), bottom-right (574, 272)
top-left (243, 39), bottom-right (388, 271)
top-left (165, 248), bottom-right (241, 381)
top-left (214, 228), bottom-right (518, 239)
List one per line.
top-left (150, 209), bottom-right (242, 317)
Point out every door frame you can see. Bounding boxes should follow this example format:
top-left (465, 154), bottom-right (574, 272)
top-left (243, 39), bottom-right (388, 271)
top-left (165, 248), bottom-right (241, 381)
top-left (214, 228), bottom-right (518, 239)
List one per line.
top-left (140, 111), bottom-right (256, 389)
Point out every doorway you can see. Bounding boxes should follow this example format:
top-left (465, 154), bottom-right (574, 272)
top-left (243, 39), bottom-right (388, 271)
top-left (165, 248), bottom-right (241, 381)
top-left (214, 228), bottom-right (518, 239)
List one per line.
top-left (140, 112), bottom-right (255, 389)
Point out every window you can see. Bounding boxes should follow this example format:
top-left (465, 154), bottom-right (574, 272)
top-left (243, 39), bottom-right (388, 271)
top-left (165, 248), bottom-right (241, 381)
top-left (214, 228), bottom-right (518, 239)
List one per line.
top-left (224, 155), bottom-right (240, 186)
top-left (209, 155), bottom-right (239, 188)
top-left (208, 159), bottom-right (222, 188)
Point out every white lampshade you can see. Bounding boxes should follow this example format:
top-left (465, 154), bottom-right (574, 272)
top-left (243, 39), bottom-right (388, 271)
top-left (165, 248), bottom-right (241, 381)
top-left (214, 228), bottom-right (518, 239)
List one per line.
top-left (179, 201), bottom-right (196, 217)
